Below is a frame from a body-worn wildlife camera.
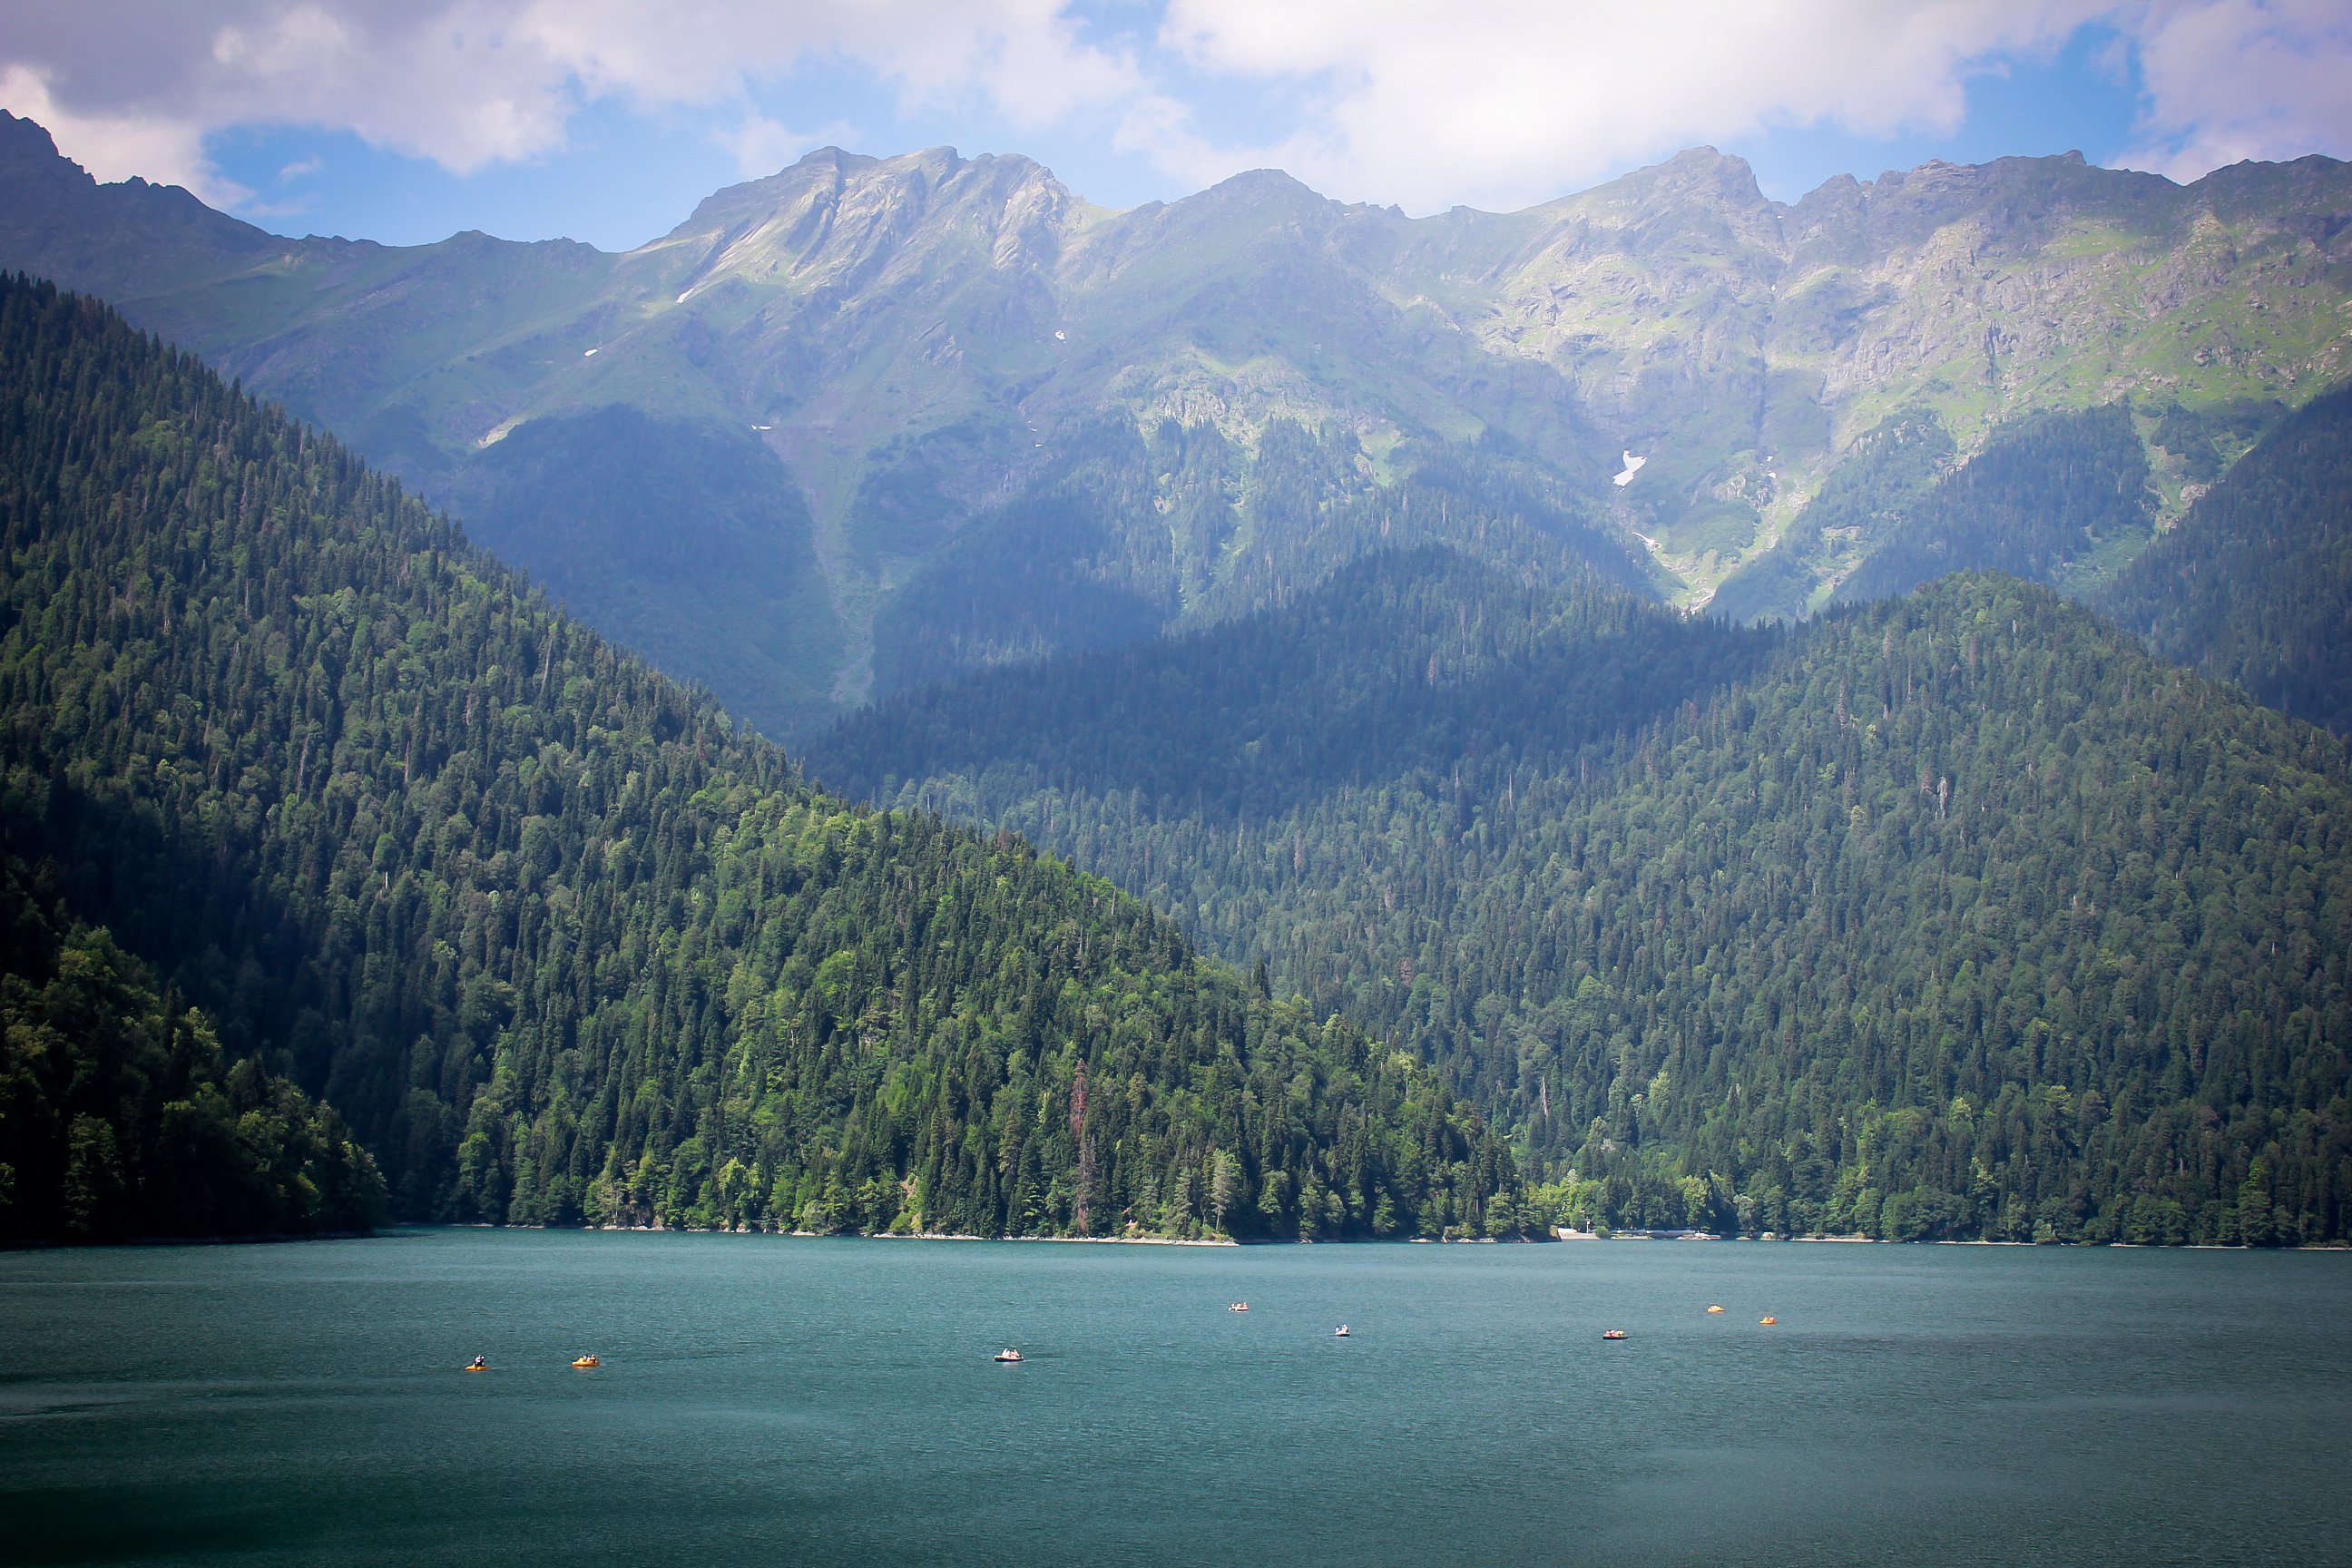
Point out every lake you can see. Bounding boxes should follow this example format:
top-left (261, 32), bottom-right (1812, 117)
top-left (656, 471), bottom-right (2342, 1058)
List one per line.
top-left (2, 1232), bottom-right (2347, 1566)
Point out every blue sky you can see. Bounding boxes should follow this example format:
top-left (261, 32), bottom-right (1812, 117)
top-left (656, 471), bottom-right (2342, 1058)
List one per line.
top-left (5, 2), bottom-right (2347, 251)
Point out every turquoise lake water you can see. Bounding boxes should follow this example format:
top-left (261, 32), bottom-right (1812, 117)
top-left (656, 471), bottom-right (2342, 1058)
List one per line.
top-left (2, 1231), bottom-right (2347, 1566)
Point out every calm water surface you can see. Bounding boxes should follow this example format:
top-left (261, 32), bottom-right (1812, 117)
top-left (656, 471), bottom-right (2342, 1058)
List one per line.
top-left (2, 1231), bottom-right (2347, 1565)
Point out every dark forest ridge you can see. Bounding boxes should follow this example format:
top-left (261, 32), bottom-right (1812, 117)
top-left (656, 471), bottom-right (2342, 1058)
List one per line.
top-left (816, 540), bottom-right (2352, 1244)
top-left (0, 275), bottom-right (1518, 1243)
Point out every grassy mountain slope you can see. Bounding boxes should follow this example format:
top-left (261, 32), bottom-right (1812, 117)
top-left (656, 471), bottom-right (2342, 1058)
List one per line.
top-left (2097, 381), bottom-right (2352, 737)
top-left (816, 553), bottom-right (2352, 1244)
top-left (4, 113), bottom-right (2344, 724)
top-left (0, 276), bottom-right (1519, 1241)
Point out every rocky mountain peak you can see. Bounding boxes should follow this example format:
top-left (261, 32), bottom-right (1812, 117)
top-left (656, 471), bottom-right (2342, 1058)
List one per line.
top-left (1600, 147), bottom-right (1775, 214)
top-left (0, 110), bottom-right (78, 183)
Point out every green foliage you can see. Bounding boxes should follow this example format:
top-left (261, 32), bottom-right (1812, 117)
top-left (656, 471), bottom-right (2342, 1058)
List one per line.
top-left (1837, 403), bottom-right (2154, 603)
top-left (871, 418), bottom-right (1658, 696)
top-left (0, 274), bottom-right (1517, 1240)
top-left (444, 406), bottom-right (846, 741)
top-left (828, 548), bottom-right (1765, 825)
top-left (0, 852), bottom-right (385, 1240)
top-left (2098, 380), bottom-right (2352, 737)
top-left (1710, 410), bottom-right (1955, 623)
top-left (822, 551), bottom-right (2352, 1244)
top-left (2148, 397), bottom-right (2284, 485)
top-left (10, 111), bottom-right (2348, 691)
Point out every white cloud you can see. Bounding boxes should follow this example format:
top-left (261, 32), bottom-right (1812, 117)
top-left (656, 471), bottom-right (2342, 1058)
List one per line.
top-left (0, 64), bottom-right (252, 206)
top-left (0, 0), bottom-right (2346, 220)
top-left (0, 1), bottom-right (1175, 187)
top-left (2117, 0), bottom-right (2352, 180)
top-left (1152, 0), bottom-right (2112, 210)
top-left (717, 112), bottom-right (857, 180)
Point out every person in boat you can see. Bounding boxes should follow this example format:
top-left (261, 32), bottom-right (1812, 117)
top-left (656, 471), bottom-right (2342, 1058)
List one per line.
top-left (467, 1355), bottom-right (487, 1369)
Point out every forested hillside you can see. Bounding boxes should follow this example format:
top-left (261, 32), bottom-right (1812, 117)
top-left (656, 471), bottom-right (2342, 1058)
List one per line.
top-left (868, 417), bottom-right (1654, 697)
top-left (443, 405), bottom-right (846, 740)
top-left (1707, 410), bottom-right (1955, 623)
top-left (2098, 381), bottom-right (2352, 736)
top-left (0, 276), bottom-right (1519, 1241)
top-left (0, 851), bottom-right (385, 1241)
top-left (835, 549), bottom-right (1766, 820)
top-left (1833, 403), bottom-right (2154, 603)
top-left (1715, 402), bottom-right (2163, 623)
top-left (818, 554), bottom-right (2352, 1244)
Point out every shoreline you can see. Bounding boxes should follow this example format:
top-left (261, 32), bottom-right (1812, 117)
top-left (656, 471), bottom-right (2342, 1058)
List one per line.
top-left (19, 1223), bottom-right (2347, 1253)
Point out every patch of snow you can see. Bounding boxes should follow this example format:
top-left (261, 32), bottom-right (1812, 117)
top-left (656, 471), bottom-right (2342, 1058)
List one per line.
top-left (1054, 330), bottom-right (1067, 341)
top-left (583, 347), bottom-right (600, 358)
top-left (676, 287), bottom-right (696, 304)
top-left (751, 425), bottom-right (772, 432)
top-left (1613, 451), bottom-right (1647, 488)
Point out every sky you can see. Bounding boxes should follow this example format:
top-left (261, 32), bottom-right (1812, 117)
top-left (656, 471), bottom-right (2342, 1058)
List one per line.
top-left (4, 0), bottom-right (2349, 251)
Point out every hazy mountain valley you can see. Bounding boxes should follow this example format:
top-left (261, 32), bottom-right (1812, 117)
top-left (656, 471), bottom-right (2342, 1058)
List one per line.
top-left (5, 112), bottom-right (2347, 736)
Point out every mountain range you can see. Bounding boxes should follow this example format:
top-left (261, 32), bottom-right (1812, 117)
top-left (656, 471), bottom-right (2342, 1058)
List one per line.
top-left (5, 113), bottom-right (2347, 740)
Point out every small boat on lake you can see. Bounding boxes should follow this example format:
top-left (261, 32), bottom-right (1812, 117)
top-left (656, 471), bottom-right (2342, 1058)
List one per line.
top-left (1759, 1317), bottom-right (1778, 1326)
top-left (994, 1348), bottom-right (1024, 1363)
top-left (464, 1356), bottom-right (489, 1372)
top-left (1706, 1305), bottom-right (1724, 1314)
top-left (571, 1355), bottom-right (600, 1368)
top-left (1601, 1329), bottom-right (1628, 1341)
top-left (1334, 1326), bottom-right (1350, 1337)
top-left (1229, 1302), bottom-right (1250, 1312)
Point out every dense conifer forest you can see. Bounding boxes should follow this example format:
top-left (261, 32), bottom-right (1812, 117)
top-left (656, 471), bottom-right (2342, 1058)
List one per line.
top-left (1832, 403), bottom-right (2154, 603)
top-left (819, 551), bottom-right (2352, 1244)
top-left (871, 416), bottom-right (1655, 696)
top-left (443, 404), bottom-right (845, 741)
top-left (0, 276), bottom-right (1520, 1241)
top-left (2097, 382), bottom-right (2352, 737)
top-left (1709, 410), bottom-right (1956, 624)
top-left (0, 850), bottom-right (384, 1241)
top-left (1713, 395), bottom-right (2291, 628)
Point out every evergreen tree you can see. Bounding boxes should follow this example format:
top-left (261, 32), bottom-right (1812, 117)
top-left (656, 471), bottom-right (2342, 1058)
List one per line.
top-left (0, 851), bottom-right (384, 1240)
top-left (818, 549), bottom-right (2352, 1244)
top-left (2098, 380), bottom-right (2352, 736)
top-left (0, 274), bottom-right (1518, 1240)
